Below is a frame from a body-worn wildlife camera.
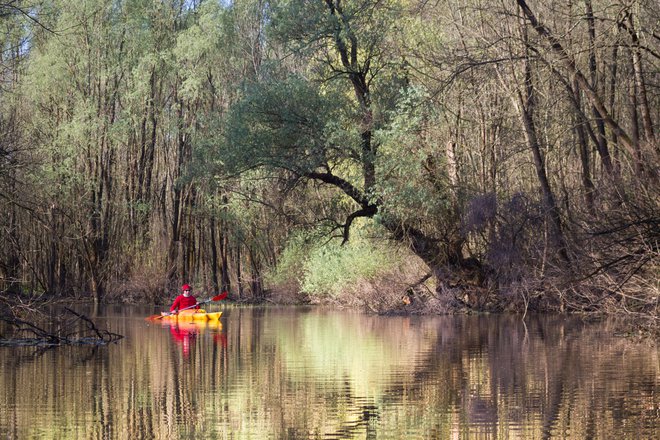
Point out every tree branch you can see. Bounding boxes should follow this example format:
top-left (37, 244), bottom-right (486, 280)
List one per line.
top-left (341, 205), bottom-right (378, 244)
top-left (516, 0), bottom-right (638, 159)
top-left (305, 170), bottom-right (372, 208)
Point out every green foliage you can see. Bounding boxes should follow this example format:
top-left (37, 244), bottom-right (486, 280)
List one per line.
top-left (174, 1), bottom-right (225, 101)
top-left (301, 238), bottom-right (397, 297)
top-left (266, 223), bottom-right (400, 298)
top-left (375, 86), bottom-right (453, 222)
top-left (269, 0), bottom-right (400, 62)
top-left (300, 234), bottom-right (397, 298)
top-left (264, 231), bottom-right (308, 286)
top-left (222, 76), bottom-right (340, 174)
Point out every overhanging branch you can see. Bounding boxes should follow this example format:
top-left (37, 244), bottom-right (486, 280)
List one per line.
top-left (341, 205), bottom-right (378, 244)
top-left (305, 170), bottom-right (371, 207)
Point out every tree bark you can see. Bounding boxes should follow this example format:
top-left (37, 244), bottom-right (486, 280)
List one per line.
top-left (585, 0), bottom-right (613, 174)
top-left (573, 78), bottom-right (595, 213)
top-left (518, 14), bottom-right (569, 264)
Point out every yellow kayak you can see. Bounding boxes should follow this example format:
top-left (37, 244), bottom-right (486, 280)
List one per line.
top-left (160, 309), bottom-right (222, 322)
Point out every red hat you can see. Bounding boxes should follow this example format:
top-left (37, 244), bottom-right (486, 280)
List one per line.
top-left (182, 284), bottom-right (191, 291)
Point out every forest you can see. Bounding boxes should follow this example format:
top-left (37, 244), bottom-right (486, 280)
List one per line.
top-left (0, 0), bottom-right (657, 325)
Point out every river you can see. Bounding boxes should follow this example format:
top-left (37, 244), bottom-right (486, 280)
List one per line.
top-left (1, 306), bottom-right (658, 439)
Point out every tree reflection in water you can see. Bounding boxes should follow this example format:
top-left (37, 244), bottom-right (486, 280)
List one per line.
top-left (0, 308), bottom-right (657, 439)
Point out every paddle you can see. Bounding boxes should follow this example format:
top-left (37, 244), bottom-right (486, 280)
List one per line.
top-left (147, 291), bottom-right (228, 321)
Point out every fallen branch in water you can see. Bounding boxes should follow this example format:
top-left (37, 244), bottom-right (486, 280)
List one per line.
top-left (0, 308), bottom-right (123, 347)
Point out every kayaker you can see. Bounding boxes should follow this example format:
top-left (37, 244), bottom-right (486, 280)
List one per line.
top-left (170, 284), bottom-right (199, 312)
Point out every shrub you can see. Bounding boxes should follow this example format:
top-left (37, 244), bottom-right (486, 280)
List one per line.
top-left (301, 239), bottom-right (397, 298)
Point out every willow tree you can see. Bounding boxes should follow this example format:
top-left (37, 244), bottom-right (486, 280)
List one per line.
top-left (0, 1), bottom-right (34, 295)
top-left (21, 0), bottom-right (207, 299)
top-left (212, 0), bottom-right (482, 304)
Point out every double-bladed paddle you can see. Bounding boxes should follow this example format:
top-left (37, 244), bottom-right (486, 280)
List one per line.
top-left (146, 291), bottom-right (228, 321)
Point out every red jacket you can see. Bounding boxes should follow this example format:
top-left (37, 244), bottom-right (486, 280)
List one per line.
top-left (170, 294), bottom-right (198, 312)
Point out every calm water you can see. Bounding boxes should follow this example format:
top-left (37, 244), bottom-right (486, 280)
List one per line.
top-left (0, 306), bottom-right (658, 439)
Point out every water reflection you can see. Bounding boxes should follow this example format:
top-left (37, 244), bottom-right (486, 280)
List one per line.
top-left (0, 307), bottom-right (657, 439)
top-left (160, 321), bottom-right (226, 358)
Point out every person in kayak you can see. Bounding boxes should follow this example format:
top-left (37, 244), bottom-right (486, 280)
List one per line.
top-left (170, 284), bottom-right (199, 312)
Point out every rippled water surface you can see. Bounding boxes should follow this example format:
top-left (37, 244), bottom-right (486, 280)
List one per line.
top-left (1, 306), bottom-right (658, 439)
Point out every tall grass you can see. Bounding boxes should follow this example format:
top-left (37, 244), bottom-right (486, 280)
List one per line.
top-left (301, 239), bottom-right (398, 298)
top-left (265, 226), bottom-right (407, 300)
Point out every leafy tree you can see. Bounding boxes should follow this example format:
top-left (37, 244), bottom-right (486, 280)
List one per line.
top-left (215, 0), bottom-right (479, 304)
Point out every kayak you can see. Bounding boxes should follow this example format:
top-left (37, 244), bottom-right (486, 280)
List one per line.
top-left (159, 309), bottom-right (222, 322)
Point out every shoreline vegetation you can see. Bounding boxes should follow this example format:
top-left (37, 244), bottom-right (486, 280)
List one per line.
top-left (0, 0), bottom-right (657, 339)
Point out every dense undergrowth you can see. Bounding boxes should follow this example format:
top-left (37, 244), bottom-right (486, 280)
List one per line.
top-left (264, 193), bottom-right (659, 337)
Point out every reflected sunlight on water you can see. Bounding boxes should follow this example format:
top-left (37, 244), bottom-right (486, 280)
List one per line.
top-left (0, 306), bottom-right (658, 439)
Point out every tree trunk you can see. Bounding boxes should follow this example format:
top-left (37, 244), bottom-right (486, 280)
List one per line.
top-left (210, 217), bottom-right (219, 292)
top-left (5, 200), bottom-right (21, 296)
top-left (220, 195), bottom-right (232, 294)
top-left (235, 244), bottom-right (243, 299)
top-left (625, 12), bottom-right (655, 147)
top-left (167, 84), bottom-right (188, 284)
top-left (585, 0), bottom-right (613, 175)
top-left (629, 52), bottom-right (641, 173)
top-left (573, 78), bottom-right (595, 213)
top-left (518, 15), bottom-right (569, 264)
top-left (249, 248), bottom-right (263, 300)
